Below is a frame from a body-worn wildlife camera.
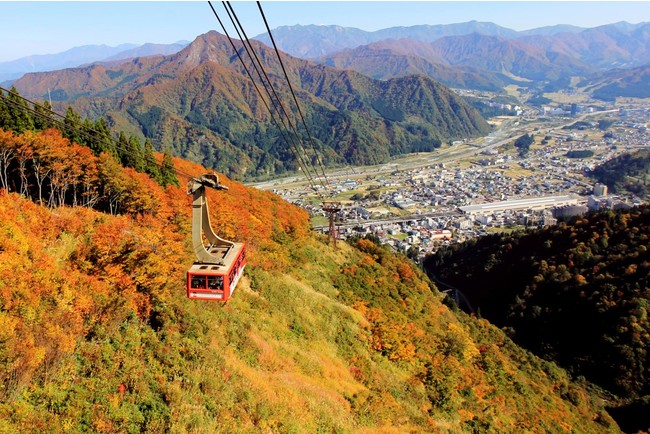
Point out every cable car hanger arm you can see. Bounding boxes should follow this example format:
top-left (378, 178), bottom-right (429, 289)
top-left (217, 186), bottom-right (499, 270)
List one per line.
top-left (187, 173), bottom-right (234, 265)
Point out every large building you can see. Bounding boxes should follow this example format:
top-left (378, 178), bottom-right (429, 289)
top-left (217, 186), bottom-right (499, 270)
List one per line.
top-left (459, 195), bottom-right (579, 216)
top-left (553, 204), bottom-right (588, 218)
top-left (593, 183), bottom-right (608, 197)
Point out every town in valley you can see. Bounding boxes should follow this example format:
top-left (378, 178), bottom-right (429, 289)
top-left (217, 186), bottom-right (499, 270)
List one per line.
top-left (253, 92), bottom-right (650, 260)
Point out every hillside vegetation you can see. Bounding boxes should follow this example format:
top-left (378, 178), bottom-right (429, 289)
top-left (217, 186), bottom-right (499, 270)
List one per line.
top-left (425, 208), bottom-right (650, 403)
top-left (317, 39), bottom-right (510, 91)
top-left (13, 32), bottom-right (490, 179)
top-left (0, 130), bottom-right (620, 432)
top-left (591, 149), bottom-right (650, 200)
top-left (580, 65), bottom-right (650, 101)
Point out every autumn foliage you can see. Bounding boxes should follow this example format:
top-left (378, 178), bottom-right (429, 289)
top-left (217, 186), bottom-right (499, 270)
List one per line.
top-left (0, 186), bottom-right (619, 431)
top-left (426, 206), bottom-right (650, 426)
top-left (0, 126), bottom-right (620, 431)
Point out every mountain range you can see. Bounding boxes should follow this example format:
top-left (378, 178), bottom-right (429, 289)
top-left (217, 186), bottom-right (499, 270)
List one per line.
top-left (5, 20), bottom-right (648, 92)
top-left (0, 42), bottom-right (188, 83)
top-left (253, 20), bottom-right (574, 59)
top-left (316, 38), bottom-right (511, 92)
top-left (258, 21), bottom-right (650, 66)
top-left (580, 64), bottom-right (650, 100)
top-left (6, 20), bottom-right (650, 178)
top-left (12, 31), bottom-right (490, 179)
top-left (306, 22), bottom-right (650, 88)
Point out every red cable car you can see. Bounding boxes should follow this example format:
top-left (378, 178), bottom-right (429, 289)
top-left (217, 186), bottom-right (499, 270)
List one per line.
top-left (186, 173), bottom-right (246, 301)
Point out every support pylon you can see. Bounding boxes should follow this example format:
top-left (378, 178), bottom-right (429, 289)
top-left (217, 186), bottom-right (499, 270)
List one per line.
top-left (322, 201), bottom-right (342, 246)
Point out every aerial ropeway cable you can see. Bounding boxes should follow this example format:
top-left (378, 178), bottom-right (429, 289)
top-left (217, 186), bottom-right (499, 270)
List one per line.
top-left (252, 1), bottom-right (342, 238)
top-left (223, 1), bottom-right (325, 192)
top-left (255, 1), bottom-right (331, 192)
top-left (207, 1), bottom-right (317, 191)
top-left (219, 0), bottom-right (340, 278)
top-left (210, 1), bottom-right (342, 242)
top-left (223, 0), bottom-right (330, 192)
top-left (209, 1), bottom-right (332, 198)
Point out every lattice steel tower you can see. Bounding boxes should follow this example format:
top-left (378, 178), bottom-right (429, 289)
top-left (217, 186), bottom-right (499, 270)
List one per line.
top-left (322, 201), bottom-right (342, 246)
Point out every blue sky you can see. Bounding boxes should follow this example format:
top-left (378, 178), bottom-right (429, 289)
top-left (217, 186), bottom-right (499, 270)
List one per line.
top-left (1, 1), bottom-right (649, 62)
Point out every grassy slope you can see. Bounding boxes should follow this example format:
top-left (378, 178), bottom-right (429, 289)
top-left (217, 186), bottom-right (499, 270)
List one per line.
top-left (0, 159), bottom-right (619, 432)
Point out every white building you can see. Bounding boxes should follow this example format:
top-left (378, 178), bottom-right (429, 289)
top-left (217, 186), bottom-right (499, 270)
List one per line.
top-left (594, 183), bottom-right (608, 197)
top-left (477, 215), bottom-right (493, 225)
top-left (459, 195), bottom-right (579, 216)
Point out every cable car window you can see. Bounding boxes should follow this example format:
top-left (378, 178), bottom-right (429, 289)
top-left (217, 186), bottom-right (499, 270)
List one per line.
top-left (191, 275), bottom-right (206, 289)
top-left (208, 275), bottom-right (223, 290)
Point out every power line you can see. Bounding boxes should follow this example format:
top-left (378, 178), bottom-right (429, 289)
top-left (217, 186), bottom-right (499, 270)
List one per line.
top-left (0, 87), bottom-right (108, 147)
top-left (0, 92), bottom-right (115, 155)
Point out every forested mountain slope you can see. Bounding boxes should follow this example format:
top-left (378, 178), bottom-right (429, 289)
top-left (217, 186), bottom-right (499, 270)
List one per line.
top-left (583, 64), bottom-right (650, 100)
top-left (13, 31), bottom-right (490, 179)
top-left (0, 128), bottom-right (620, 432)
top-left (317, 39), bottom-right (510, 91)
top-left (591, 149), bottom-right (650, 200)
top-left (425, 207), bottom-right (650, 426)
top-left (271, 22), bottom-right (650, 95)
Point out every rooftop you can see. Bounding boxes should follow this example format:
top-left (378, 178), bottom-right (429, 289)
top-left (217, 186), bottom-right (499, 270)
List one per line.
top-left (460, 195), bottom-right (578, 214)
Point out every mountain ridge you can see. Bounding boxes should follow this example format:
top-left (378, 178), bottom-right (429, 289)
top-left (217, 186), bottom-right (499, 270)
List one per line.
top-left (0, 42), bottom-right (188, 83)
top-left (255, 21), bottom-right (650, 68)
top-left (4, 20), bottom-right (647, 85)
top-left (316, 38), bottom-right (510, 91)
top-left (313, 24), bottom-right (650, 90)
top-left (6, 21), bottom-right (648, 102)
top-left (254, 21), bottom-right (525, 59)
top-left (12, 31), bottom-right (490, 179)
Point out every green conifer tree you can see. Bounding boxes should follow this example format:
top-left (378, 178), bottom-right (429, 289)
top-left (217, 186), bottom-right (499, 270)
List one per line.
top-left (116, 131), bottom-right (130, 166)
top-left (92, 117), bottom-right (116, 156)
top-left (0, 89), bottom-right (11, 130)
top-left (33, 100), bottom-right (55, 131)
top-left (160, 148), bottom-right (179, 187)
top-left (126, 135), bottom-right (146, 172)
top-left (6, 86), bottom-right (34, 133)
top-left (63, 106), bottom-right (83, 145)
top-left (77, 118), bottom-right (95, 148)
top-left (143, 138), bottom-right (162, 183)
